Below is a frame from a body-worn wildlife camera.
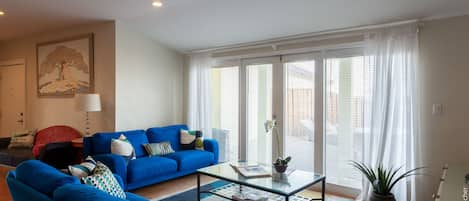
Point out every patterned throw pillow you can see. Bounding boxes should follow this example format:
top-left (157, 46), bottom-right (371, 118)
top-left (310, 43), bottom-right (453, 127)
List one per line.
top-left (195, 133), bottom-right (204, 151)
top-left (111, 134), bottom-right (136, 161)
top-left (143, 142), bottom-right (175, 156)
top-left (82, 162), bottom-right (126, 199)
top-left (68, 156), bottom-right (97, 179)
top-left (8, 129), bottom-right (36, 149)
top-left (180, 129), bottom-right (204, 150)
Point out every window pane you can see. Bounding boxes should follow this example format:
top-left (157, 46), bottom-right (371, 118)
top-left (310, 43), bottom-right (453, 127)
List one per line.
top-left (325, 56), bottom-right (364, 189)
top-left (284, 61), bottom-right (315, 172)
top-left (211, 67), bottom-right (239, 162)
top-left (247, 64), bottom-right (273, 164)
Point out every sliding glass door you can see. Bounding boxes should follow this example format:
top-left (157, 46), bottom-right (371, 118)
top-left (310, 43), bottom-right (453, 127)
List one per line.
top-left (324, 53), bottom-right (366, 190)
top-left (246, 63), bottom-right (273, 164)
top-left (283, 53), bottom-right (322, 173)
top-left (212, 57), bottom-right (282, 164)
top-left (242, 57), bottom-right (282, 164)
top-left (212, 48), bottom-right (365, 197)
top-left (211, 66), bottom-right (239, 162)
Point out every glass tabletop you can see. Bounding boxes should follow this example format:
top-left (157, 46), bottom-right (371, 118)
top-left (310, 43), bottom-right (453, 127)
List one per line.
top-left (197, 161), bottom-right (325, 196)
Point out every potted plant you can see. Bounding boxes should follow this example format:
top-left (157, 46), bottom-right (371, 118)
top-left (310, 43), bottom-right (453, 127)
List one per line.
top-left (265, 119), bottom-right (292, 173)
top-left (273, 156), bottom-right (291, 173)
top-left (350, 161), bottom-right (423, 201)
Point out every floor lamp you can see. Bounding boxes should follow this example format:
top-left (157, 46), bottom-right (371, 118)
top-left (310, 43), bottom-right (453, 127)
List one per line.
top-left (76, 93), bottom-right (101, 136)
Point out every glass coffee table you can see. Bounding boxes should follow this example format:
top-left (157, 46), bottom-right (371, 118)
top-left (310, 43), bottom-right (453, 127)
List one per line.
top-left (197, 162), bottom-right (326, 201)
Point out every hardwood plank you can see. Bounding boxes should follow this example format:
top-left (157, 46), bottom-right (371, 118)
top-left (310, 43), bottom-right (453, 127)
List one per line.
top-left (0, 165), bottom-right (14, 201)
top-left (130, 174), bottom-right (216, 200)
top-left (131, 174), bottom-right (354, 200)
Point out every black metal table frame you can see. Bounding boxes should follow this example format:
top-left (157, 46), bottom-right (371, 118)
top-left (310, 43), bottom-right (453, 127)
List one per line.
top-left (197, 172), bottom-right (326, 201)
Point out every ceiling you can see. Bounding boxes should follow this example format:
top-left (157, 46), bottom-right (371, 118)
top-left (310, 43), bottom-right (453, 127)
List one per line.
top-left (1, 0), bottom-right (469, 52)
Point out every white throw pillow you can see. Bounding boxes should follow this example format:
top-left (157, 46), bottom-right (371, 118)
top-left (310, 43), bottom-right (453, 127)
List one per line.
top-left (111, 134), bottom-right (136, 161)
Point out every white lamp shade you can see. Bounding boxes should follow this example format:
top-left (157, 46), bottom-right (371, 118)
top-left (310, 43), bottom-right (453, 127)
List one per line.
top-left (76, 93), bottom-right (101, 112)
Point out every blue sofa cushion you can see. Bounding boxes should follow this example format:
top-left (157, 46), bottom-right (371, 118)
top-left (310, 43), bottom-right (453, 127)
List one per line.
top-left (15, 160), bottom-right (80, 197)
top-left (163, 150), bottom-right (215, 171)
top-left (7, 171), bottom-right (54, 201)
top-left (127, 156), bottom-right (178, 183)
top-left (92, 130), bottom-right (149, 158)
top-left (146, 125), bottom-right (188, 152)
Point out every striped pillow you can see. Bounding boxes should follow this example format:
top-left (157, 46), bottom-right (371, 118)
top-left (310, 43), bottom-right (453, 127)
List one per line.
top-left (143, 142), bottom-right (175, 156)
top-left (68, 156), bottom-right (97, 178)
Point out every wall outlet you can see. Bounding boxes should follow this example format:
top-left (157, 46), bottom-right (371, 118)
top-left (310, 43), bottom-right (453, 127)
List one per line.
top-left (432, 104), bottom-right (443, 116)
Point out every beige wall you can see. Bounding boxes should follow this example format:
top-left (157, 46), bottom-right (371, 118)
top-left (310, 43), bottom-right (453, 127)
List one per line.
top-left (0, 22), bottom-right (116, 134)
top-left (417, 15), bottom-right (469, 200)
top-left (115, 21), bottom-right (184, 131)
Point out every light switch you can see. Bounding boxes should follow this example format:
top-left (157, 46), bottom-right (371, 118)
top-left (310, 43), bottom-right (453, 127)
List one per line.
top-left (432, 104), bottom-right (443, 116)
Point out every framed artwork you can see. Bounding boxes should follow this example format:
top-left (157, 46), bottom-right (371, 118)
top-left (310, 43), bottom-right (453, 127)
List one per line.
top-left (36, 33), bottom-right (94, 97)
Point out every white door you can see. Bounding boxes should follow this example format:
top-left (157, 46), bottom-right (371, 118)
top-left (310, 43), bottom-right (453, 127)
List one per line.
top-left (241, 57), bottom-right (283, 163)
top-left (283, 52), bottom-right (323, 173)
top-left (212, 48), bottom-right (366, 198)
top-left (211, 66), bottom-right (240, 162)
top-left (0, 60), bottom-right (26, 137)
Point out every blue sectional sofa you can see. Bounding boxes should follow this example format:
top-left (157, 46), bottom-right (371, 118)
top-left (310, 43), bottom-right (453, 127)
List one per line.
top-left (83, 124), bottom-right (219, 190)
top-left (7, 160), bottom-right (148, 201)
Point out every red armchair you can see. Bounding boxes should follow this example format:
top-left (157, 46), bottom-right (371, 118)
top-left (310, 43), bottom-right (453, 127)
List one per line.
top-left (32, 126), bottom-right (82, 158)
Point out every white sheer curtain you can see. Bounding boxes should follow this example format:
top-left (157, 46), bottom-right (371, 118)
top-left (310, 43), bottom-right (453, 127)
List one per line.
top-left (187, 53), bottom-right (214, 138)
top-left (361, 24), bottom-right (420, 201)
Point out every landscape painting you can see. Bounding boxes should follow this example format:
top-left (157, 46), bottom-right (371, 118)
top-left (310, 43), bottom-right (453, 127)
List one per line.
top-left (36, 34), bottom-right (94, 97)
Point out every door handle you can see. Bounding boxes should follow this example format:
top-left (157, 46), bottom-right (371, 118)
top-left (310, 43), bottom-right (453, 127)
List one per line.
top-left (16, 119), bottom-right (24, 123)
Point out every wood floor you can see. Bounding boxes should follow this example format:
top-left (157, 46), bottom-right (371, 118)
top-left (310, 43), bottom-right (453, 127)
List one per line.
top-left (131, 174), bottom-right (216, 200)
top-left (132, 174), bottom-right (354, 200)
top-left (0, 165), bottom-right (14, 201)
top-left (0, 165), bottom-right (353, 201)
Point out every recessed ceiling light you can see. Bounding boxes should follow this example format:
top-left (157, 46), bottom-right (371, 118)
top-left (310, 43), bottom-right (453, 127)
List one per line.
top-left (0, 11), bottom-right (5, 16)
top-left (152, 0), bottom-right (163, 7)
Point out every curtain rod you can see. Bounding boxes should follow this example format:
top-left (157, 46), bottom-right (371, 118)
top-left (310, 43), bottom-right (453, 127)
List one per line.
top-left (189, 19), bottom-right (420, 54)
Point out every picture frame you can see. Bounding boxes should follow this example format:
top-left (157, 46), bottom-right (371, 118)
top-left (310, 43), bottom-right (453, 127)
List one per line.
top-left (36, 33), bottom-right (94, 97)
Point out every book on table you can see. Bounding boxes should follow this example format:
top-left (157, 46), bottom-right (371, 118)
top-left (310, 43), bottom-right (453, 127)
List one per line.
top-left (230, 162), bottom-right (271, 178)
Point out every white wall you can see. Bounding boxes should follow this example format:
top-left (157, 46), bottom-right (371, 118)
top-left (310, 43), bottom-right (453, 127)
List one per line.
top-left (417, 15), bottom-right (469, 200)
top-left (115, 21), bottom-right (184, 131)
top-left (0, 22), bottom-right (116, 133)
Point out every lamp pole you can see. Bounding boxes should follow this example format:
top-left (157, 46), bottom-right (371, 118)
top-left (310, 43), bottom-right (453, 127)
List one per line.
top-left (85, 111), bottom-right (90, 136)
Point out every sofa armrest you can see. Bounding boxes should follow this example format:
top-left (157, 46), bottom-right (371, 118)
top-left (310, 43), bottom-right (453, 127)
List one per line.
top-left (54, 184), bottom-right (129, 201)
top-left (7, 171), bottom-right (53, 201)
top-left (93, 154), bottom-right (127, 187)
top-left (114, 174), bottom-right (124, 189)
top-left (83, 137), bottom-right (93, 158)
top-left (204, 139), bottom-right (219, 164)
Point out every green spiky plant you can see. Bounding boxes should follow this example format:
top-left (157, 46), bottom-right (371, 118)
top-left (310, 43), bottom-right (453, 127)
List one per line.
top-left (350, 161), bottom-right (424, 196)
top-left (274, 156), bottom-right (291, 166)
